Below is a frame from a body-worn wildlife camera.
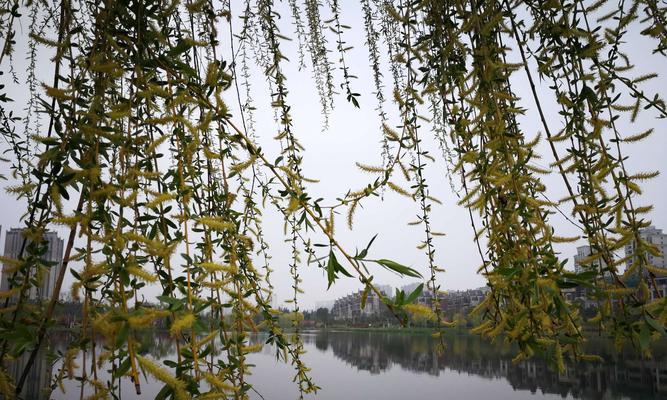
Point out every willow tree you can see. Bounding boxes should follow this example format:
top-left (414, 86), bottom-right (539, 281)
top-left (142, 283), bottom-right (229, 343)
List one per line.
top-left (0, 0), bottom-right (665, 398)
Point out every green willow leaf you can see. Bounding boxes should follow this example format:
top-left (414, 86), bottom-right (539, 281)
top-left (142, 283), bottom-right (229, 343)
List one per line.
top-left (406, 283), bottom-right (424, 304)
top-left (645, 315), bottom-right (666, 336)
top-left (373, 259), bottom-right (422, 278)
top-left (327, 250), bottom-right (352, 289)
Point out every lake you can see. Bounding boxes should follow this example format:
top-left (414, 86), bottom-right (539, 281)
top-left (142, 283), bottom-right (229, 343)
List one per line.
top-left (14, 330), bottom-right (667, 399)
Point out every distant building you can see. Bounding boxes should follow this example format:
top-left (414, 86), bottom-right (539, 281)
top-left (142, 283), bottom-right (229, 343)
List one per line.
top-left (568, 245), bottom-right (610, 307)
top-left (573, 245), bottom-right (607, 274)
top-left (331, 286), bottom-right (392, 321)
top-left (0, 228), bottom-right (64, 301)
top-left (561, 285), bottom-right (590, 306)
top-left (375, 284), bottom-right (392, 297)
top-left (401, 282), bottom-right (422, 295)
top-left (406, 283), bottom-right (437, 307)
top-left (401, 282), bottom-right (438, 307)
top-left (405, 282), bottom-right (489, 312)
top-left (567, 228), bottom-right (667, 304)
top-left (440, 287), bottom-right (489, 312)
top-left (625, 225), bottom-right (667, 270)
top-left (330, 283), bottom-right (491, 321)
top-left (624, 226), bottom-right (667, 300)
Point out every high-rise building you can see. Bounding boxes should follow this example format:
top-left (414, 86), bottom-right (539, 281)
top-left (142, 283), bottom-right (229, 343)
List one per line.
top-left (625, 226), bottom-right (667, 270)
top-left (0, 228), bottom-right (64, 301)
top-left (573, 245), bottom-right (608, 274)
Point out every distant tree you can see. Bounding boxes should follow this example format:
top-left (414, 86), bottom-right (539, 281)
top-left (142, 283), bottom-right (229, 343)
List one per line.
top-left (315, 307), bottom-right (330, 324)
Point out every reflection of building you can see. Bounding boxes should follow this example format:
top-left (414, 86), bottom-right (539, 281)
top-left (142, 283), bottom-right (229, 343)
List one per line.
top-left (316, 331), bottom-right (390, 374)
top-left (303, 331), bottom-right (667, 399)
top-left (6, 345), bottom-right (53, 400)
top-left (0, 228), bottom-right (64, 301)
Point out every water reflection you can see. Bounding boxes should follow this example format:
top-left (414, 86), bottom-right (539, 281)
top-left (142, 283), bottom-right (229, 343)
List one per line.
top-left (6, 346), bottom-right (53, 400)
top-left (303, 331), bottom-right (667, 399)
top-left (10, 330), bottom-right (667, 399)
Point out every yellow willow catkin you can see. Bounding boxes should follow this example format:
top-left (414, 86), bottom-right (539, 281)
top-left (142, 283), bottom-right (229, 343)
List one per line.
top-left (230, 155), bottom-right (257, 173)
top-left (170, 313), bottom-right (195, 336)
top-left (0, 287), bottom-right (19, 299)
top-left (201, 279), bottom-right (233, 289)
top-left (146, 134), bottom-right (169, 154)
top-left (387, 181), bottom-right (412, 197)
top-left (79, 262), bottom-right (109, 283)
top-left (137, 356), bottom-right (190, 400)
top-left (145, 193), bottom-right (176, 208)
top-left (0, 305), bottom-right (17, 315)
top-left (240, 343), bottom-right (263, 353)
top-left (85, 379), bottom-right (109, 400)
top-left (198, 262), bottom-right (237, 274)
top-left (196, 393), bottom-right (228, 400)
top-left (128, 310), bottom-right (170, 329)
top-left (126, 265), bottom-right (158, 282)
top-left (198, 330), bottom-right (219, 348)
top-left (52, 214), bottom-right (85, 227)
top-left (355, 162), bottom-right (385, 173)
top-left (92, 314), bottom-right (119, 340)
top-left (0, 256), bottom-right (23, 269)
top-left (63, 348), bottom-right (79, 379)
top-left (124, 232), bottom-right (176, 259)
top-left (197, 217), bottom-right (234, 231)
top-left (647, 265), bottom-right (667, 276)
top-left (0, 367), bottom-right (14, 398)
top-left (403, 304), bottom-right (436, 322)
top-left (202, 372), bottom-right (239, 392)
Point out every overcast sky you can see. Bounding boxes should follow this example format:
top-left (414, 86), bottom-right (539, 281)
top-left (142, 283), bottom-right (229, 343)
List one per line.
top-left (1, 1), bottom-right (666, 310)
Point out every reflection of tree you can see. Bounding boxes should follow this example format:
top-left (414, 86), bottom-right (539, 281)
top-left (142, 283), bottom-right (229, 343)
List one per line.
top-left (313, 331), bottom-right (667, 399)
top-left (315, 332), bottom-right (328, 352)
top-left (136, 331), bottom-right (174, 359)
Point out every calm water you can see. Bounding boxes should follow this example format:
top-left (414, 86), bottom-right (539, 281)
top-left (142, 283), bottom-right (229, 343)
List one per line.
top-left (15, 330), bottom-right (667, 399)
